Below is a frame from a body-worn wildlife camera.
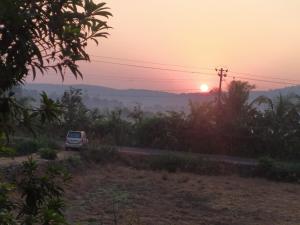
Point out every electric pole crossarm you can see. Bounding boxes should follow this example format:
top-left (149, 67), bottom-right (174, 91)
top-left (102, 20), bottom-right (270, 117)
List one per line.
top-left (216, 67), bottom-right (228, 107)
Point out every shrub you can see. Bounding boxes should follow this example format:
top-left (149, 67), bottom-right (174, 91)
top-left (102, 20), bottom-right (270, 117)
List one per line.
top-left (257, 157), bottom-right (300, 182)
top-left (39, 148), bottom-right (57, 160)
top-left (11, 137), bottom-right (60, 157)
top-left (258, 156), bottom-right (276, 170)
top-left (0, 159), bottom-right (69, 225)
top-left (81, 145), bottom-right (119, 163)
top-left (35, 136), bottom-right (60, 150)
top-left (0, 146), bottom-right (16, 157)
top-left (14, 139), bottom-right (41, 156)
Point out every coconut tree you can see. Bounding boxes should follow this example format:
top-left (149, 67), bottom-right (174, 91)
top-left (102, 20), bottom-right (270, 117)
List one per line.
top-left (252, 93), bottom-right (300, 158)
top-left (217, 80), bottom-right (259, 156)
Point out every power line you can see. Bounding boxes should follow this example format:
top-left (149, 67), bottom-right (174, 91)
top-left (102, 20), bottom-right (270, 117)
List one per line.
top-left (227, 74), bottom-right (299, 86)
top-left (90, 54), bottom-right (300, 84)
top-left (228, 71), bottom-right (300, 83)
top-left (91, 59), bottom-right (300, 86)
top-left (45, 72), bottom-right (298, 89)
top-left (90, 54), bottom-right (214, 71)
top-left (37, 59), bottom-right (300, 89)
top-left (39, 73), bottom-right (203, 92)
top-left (91, 59), bottom-right (217, 76)
top-left (45, 72), bottom-right (217, 82)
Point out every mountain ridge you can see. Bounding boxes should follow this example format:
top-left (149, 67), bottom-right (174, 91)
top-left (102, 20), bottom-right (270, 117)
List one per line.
top-left (21, 83), bottom-right (300, 112)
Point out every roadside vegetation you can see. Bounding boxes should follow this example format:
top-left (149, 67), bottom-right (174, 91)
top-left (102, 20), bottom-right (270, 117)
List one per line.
top-left (13, 80), bottom-right (300, 161)
top-left (3, 80), bottom-right (300, 183)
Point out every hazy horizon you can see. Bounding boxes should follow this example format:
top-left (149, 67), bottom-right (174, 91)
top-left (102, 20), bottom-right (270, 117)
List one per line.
top-left (26, 0), bottom-right (300, 93)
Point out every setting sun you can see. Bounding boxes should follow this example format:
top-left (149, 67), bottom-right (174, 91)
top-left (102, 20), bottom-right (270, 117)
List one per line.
top-left (200, 84), bottom-right (209, 93)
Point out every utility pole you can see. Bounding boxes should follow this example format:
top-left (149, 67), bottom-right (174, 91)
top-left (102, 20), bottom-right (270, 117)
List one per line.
top-left (215, 67), bottom-right (228, 107)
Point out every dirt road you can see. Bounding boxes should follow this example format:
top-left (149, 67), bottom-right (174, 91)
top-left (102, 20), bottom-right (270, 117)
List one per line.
top-left (0, 146), bottom-right (258, 168)
top-left (118, 146), bottom-right (258, 166)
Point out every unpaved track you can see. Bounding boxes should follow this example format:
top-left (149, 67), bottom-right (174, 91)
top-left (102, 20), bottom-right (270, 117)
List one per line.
top-left (0, 146), bottom-right (258, 168)
top-left (118, 146), bottom-right (258, 166)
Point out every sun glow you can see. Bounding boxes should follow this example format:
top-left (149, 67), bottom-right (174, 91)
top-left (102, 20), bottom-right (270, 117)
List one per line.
top-left (199, 84), bottom-right (209, 93)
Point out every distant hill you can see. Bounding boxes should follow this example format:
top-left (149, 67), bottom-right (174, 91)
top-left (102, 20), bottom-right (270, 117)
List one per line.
top-left (21, 83), bottom-right (300, 112)
top-left (250, 85), bottom-right (300, 100)
top-left (22, 83), bottom-right (213, 111)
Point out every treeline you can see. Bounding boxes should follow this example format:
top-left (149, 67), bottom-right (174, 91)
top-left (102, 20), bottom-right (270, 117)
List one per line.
top-left (18, 81), bottom-right (300, 160)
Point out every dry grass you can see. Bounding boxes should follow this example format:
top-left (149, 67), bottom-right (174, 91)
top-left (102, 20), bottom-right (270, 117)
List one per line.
top-left (65, 164), bottom-right (300, 225)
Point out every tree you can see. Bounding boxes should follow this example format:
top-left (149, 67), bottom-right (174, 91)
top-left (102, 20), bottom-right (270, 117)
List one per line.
top-left (1, 2), bottom-right (111, 224)
top-left (0, 0), bottom-right (111, 142)
top-left (186, 101), bottom-right (216, 152)
top-left (218, 80), bottom-right (258, 155)
top-left (128, 104), bottom-right (144, 125)
top-left (0, 0), bottom-right (112, 92)
top-left (0, 159), bottom-right (70, 225)
top-left (135, 111), bottom-right (186, 150)
top-left (60, 88), bottom-right (89, 131)
top-left (253, 94), bottom-right (300, 158)
top-left (222, 80), bottom-right (255, 118)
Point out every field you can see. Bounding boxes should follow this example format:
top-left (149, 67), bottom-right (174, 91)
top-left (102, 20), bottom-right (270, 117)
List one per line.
top-left (65, 164), bottom-right (300, 225)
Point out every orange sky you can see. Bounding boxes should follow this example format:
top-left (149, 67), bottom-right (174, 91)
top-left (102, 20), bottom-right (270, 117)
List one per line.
top-left (30, 0), bottom-right (300, 92)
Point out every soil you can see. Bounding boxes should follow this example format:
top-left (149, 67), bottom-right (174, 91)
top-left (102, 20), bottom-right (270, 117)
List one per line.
top-left (65, 164), bottom-right (300, 225)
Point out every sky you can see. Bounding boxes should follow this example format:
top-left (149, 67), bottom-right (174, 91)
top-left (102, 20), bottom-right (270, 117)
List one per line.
top-left (29, 0), bottom-right (300, 92)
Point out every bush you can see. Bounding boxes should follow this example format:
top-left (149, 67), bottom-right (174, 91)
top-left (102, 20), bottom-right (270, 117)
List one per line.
top-left (257, 157), bottom-right (300, 182)
top-left (81, 145), bottom-right (119, 163)
top-left (39, 148), bottom-right (57, 160)
top-left (0, 159), bottom-right (69, 225)
top-left (11, 137), bottom-right (60, 156)
top-left (35, 136), bottom-right (60, 150)
top-left (0, 146), bottom-right (16, 157)
top-left (258, 156), bottom-right (276, 170)
top-left (14, 139), bottom-right (41, 156)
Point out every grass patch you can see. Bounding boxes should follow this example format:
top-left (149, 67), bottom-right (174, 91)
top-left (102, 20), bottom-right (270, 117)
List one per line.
top-left (65, 155), bottom-right (83, 168)
top-left (81, 145), bottom-right (119, 163)
top-left (148, 153), bottom-right (204, 173)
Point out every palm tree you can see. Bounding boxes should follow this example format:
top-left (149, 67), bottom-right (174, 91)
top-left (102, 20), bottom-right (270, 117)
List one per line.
top-left (38, 92), bottom-right (62, 123)
top-left (217, 80), bottom-right (258, 155)
top-left (252, 93), bottom-right (300, 158)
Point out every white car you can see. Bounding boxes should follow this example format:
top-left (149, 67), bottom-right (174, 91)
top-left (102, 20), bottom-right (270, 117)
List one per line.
top-left (65, 131), bottom-right (88, 150)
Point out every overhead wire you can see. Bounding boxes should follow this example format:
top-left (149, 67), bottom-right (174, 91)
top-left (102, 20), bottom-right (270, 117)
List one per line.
top-left (45, 72), bottom-right (216, 82)
top-left (89, 59), bottom-right (300, 87)
top-left (90, 54), bottom-right (300, 83)
top-left (89, 54), bottom-right (214, 71)
top-left (33, 56), bottom-right (300, 92)
top-left (226, 74), bottom-right (299, 86)
top-left (228, 70), bottom-right (300, 83)
top-left (91, 59), bottom-right (217, 76)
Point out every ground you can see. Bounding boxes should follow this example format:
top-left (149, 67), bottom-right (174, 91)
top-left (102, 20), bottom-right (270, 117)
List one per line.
top-left (65, 164), bottom-right (300, 225)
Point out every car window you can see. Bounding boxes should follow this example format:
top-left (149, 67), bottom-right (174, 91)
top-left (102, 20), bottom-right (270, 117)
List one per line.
top-left (67, 132), bottom-right (81, 138)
